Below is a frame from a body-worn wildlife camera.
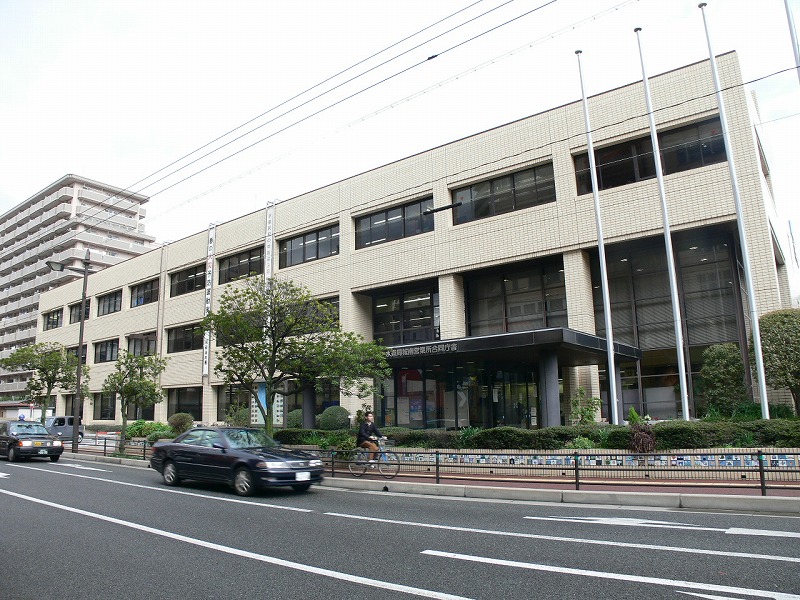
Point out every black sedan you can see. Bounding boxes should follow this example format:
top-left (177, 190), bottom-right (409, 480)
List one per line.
top-left (149, 427), bottom-right (324, 496)
top-left (0, 420), bottom-right (64, 462)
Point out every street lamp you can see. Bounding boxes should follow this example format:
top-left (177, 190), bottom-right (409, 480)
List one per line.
top-left (46, 249), bottom-right (92, 453)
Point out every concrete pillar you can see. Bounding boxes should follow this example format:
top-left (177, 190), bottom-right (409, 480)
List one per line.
top-left (302, 382), bottom-right (316, 429)
top-left (439, 273), bottom-right (467, 339)
top-left (538, 350), bottom-right (561, 428)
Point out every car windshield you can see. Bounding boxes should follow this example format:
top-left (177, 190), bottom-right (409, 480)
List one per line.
top-left (223, 428), bottom-right (279, 449)
top-left (10, 422), bottom-right (49, 436)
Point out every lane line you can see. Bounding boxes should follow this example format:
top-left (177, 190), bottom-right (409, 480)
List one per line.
top-left (421, 550), bottom-right (800, 600)
top-left (5, 463), bottom-right (311, 512)
top-left (324, 512), bottom-right (800, 564)
top-left (677, 593), bottom-right (752, 599)
top-left (0, 489), bottom-right (471, 600)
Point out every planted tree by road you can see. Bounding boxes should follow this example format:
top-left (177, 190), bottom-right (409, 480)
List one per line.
top-left (101, 351), bottom-right (168, 452)
top-left (0, 343), bottom-right (89, 424)
top-left (754, 309), bottom-right (800, 414)
top-left (698, 343), bottom-right (750, 417)
top-left (202, 276), bottom-right (390, 436)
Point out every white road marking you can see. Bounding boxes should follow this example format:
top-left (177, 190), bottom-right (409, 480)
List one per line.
top-left (0, 489), bottom-right (471, 600)
top-left (422, 550), bottom-right (800, 600)
top-left (325, 512), bottom-right (800, 564)
top-left (0, 473), bottom-right (8, 478)
top-left (524, 516), bottom-right (800, 538)
top-left (9, 463), bottom-right (311, 512)
top-left (677, 592), bottom-right (752, 599)
top-left (56, 464), bottom-right (110, 472)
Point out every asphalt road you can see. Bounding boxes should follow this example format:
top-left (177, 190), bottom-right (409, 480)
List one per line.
top-left (2, 456), bottom-right (800, 600)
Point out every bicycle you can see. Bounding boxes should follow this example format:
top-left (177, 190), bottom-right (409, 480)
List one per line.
top-left (348, 438), bottom-right (400, 479)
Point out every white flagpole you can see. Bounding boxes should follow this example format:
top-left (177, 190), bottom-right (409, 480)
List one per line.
top-left (699, 3), bottom-right (770, 419)
top-left (575, 50), bottom-right (621, 426)
top-left (785, 0), bottom-right (800, 85)
top-left (634, 28), bottom-right (691, 421)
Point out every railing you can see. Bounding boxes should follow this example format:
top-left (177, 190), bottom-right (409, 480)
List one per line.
top-left (313, 448), bottom-right (800, 496)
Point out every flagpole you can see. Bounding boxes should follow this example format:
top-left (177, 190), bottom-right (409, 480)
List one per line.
top-left (575, 50), bottom-right (621, 426)
top-left (699, 3), bottom-right (770, 419)
top-left (634, 28), bottom-right (691, 421)
top-left (785, 0), bottom-right (800, 85)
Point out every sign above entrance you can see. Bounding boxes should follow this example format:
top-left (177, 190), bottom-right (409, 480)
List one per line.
top-left (386, 343), bottom-right (459, 359)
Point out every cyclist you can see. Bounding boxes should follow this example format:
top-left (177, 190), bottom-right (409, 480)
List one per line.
top-left (357, 411), bottom-right (385, 463)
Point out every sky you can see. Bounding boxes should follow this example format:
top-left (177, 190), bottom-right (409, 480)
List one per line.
top-left (1, 0), bottom-right (798, 261)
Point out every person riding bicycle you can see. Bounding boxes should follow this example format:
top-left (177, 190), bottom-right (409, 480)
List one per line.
top-left (357, 411), bottom-right (385, 463)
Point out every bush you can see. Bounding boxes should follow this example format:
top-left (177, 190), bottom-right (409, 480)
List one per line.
top-left (565, 436), bottom-right (599, 449)
top-left (125, 420), bottom-right (172, 440)
top-left (286, 409), bottom-right (303, 429)
top-left (629, 422), bottom-right (656, 453)
top-left (168, 413), bottom-right (194, 436)
top-left (470, 427), bottom-right (537, 449)
top-left (318, 405), bottom-right (350, 430)
top-left (148, 430), bottom-right (176, 443)
top-left (273, 428), bottom-right (309, 445)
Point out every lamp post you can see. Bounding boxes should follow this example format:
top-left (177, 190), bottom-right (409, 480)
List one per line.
top-left (46, 249), bottom-right (91, 453)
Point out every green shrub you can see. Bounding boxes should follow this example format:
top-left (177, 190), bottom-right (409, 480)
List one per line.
top-left (470, 427), bottom-right (537, 449)
top-left (318, 405), bottom-right (350, 430)
top-left (148, 430), bottom-right (175, 443)
top-left (629, 422), bottom-right (656, 453)
top-left (273, 428), bottom-right (310, 445)
top-left (456, 426), bottom-right (482, 448)
top-left (126, 420), bottom-right (172, 440)
top-left (286, 409), bottom-right (303, 429)
top-left (569, 387), bottom-right (601, 425)
top-left (565, 436), bottom-right (599, 449)
top-left (167, 413), bottom-right (194, 436)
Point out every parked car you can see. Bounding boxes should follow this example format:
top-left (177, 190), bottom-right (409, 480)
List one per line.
top-left (45, 416), bottom-right (85, 443)
top-left (0, 420), bottom-right (64, 462)
top-left (149, 426), bottom-right (324, 496)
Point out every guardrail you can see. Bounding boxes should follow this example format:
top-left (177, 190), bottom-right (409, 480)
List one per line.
top-left (313, 448), bottom-right (800, 496)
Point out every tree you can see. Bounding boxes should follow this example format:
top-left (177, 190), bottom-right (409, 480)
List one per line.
top-left (754, 309), bottom-right (800, 414)
top-left (202, 276), bottom-right (390, 436)
top-left (0, 343), bottom-right (89, 424)
top-left (698, 343), bottom-right (749, 417)
top-left (101, 351), bottom-right (168, 452)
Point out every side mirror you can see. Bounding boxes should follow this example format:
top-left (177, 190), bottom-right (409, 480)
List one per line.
top-left (212, 442), bottom-right (226, 451)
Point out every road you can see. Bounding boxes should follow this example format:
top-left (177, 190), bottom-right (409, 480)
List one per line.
top-left (2, 456), bottom-right (800, 600)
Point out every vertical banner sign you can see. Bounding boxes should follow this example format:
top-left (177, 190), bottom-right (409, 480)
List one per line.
top-left (202, 223), bottom-right (216, 377)
top-left (264, 203), bottom-right (275, 278)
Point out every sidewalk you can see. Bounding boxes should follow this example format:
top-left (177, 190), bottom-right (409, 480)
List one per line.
top-left (62, 451), bottom-right (800, 515)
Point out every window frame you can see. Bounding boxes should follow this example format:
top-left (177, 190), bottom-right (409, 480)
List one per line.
top-left (167, 324), bottom-right (204, 353)
top-left (169, 264), bottom-right (206, 297)
top-left (355, 198), bottom-right (433, 249)
top-left (219, 247), bottom-right (264, 284)
top-left (279, 224), bottom-right (340, 268)
top-left (97, 290), bottom-right (123, 316)
top-left (69, 300), bottom-right (91, 324)
top-left (43, 308), bottom-right (63, 331)
top-left (130, 278), bottom-right (160, 308)
top-left (94, 339), bottom-right (119, 363)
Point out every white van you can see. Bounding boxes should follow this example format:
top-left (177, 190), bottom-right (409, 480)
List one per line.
top-left (45, 416), bottom-right (84, 443)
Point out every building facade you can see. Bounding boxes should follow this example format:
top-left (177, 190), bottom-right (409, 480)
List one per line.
top-left (36, 53), bottom-right (795, 429)
top-left (0, 175), bottom-right (155, 401)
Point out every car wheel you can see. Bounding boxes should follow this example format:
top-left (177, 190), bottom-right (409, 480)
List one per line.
top-left (162, 461), bottom-right (181, 486)
top-left (7, 447), bottom-right (16, 462)
top-left (291, 483), bottom-right (311, 492)
top-left (50, 455), bottom-right (60, 463)
top-left (78, 433), bottom-right (84, 443)
top-left (233, 467), bottom-right (255, 497)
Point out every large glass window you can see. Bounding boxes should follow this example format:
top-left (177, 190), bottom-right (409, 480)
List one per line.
top-left (575, 117), bottom-right (725, 195)
top-left (97, 290), bottom-right (122, 316)
top-left (466, 261), bottom-right (566, 336)
top-left (170, 265), bottom-right (205, 297)
top-left (355, 198), bottom-right (432, 249)
top-left (168, 387), bottom-right (202, 419)
top-left (128, 333), bottom-right (157, 356)
top-left (279, 225), bottom-right (339, 268)
top-left (93, 392), bottom-right (116, 420)
top-left (219, 247), bottom-right (264, 283)
top-left (167, 324), bottom-right (204, 353)
top-left (373, 288), bottom-right (439, 345)
top-left (453, 164), bottom-right (555, 225)
top-left (69, 300), bottom-right (90, 324)
top-left (43, 309), bottom-right (63, 331)
top-left (67, 345), bottom-right (87, 365)
top-left (217, 385), bottom-right (252, 422)
top-left (95, 339), bottom-right (119, 363)
top-left (130, 279), bottom-right (159, 307)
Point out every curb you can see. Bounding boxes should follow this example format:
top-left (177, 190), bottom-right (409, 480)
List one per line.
top-left (60, 453), bottom-right (800, 514)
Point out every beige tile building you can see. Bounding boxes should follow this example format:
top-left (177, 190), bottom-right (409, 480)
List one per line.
top-left (36, 52), bottom-right (794, 429)
top-left (0, 175), bottom-right (155, 402)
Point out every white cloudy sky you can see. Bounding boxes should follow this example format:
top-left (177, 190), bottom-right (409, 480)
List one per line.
top-left (1, 0), bottom-right (798, 250)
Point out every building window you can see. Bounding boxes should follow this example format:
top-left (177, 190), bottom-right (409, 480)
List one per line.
top-left (170, 264), bottom-right (205, 297)
top-left (466, 261), bottom-right (567, 336)
top-left (167, 324), bottom-right (204, 353)
top-left (453, 164), bottom-right (555, 225)
top-left (97, 290), bottom-right (122, 316)
top-left (575, 117), bottom-right (725, 195)
top-left (355, 198), bottom-right (433, 249)
top-left (69, 300), bottom-right (91, 324)
top-left (126, 402), bottom-right (154, 421)
top-left (93, 392), bottom-right (116, 420)
top-left (130, 279), bottom-right (159, 307)
top-left (168, 387), bottom-right (202, 420)
top-left (67, 345), bottom-right (87, 365)
top-left (128, 333), bottom-right (157, 356)
top-left (217, 385), bottom-right (251, 422)
top-left (43, 309), bottom-right (63, 331)
top-left (219, 247), bottom-right (264, 283)
top-left (95, 339), bottom-right (119, 363)
top-left (279, 225), bottom-right (340, 267)
top-left (64, 395), bottom-right (84, 418)
top-left (373, 288), bottom-right (439, 345)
